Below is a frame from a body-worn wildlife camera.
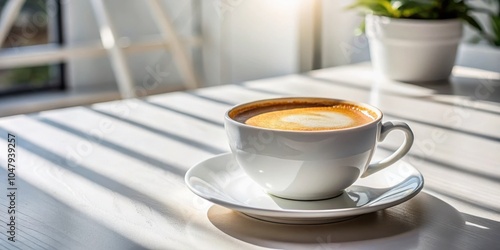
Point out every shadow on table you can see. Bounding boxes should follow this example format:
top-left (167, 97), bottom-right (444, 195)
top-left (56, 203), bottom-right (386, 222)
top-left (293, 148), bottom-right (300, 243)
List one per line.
top-left (300, 73), bottom-right (500, 115)
top-left (408, 75), bottom-right (500, 105)
top-left (0, 168), bottom-right (147, 250)
top-left (208, 192), bottom-right (499, 249)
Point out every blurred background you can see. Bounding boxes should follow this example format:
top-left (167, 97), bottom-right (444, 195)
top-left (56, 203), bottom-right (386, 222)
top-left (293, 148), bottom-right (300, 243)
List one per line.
top-left (0, 0), bottom-right (498, 117)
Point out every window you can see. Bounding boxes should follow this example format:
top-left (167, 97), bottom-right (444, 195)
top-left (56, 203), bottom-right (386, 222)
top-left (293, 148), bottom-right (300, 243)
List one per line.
top-left (0, 0), bottom-right (64, 96)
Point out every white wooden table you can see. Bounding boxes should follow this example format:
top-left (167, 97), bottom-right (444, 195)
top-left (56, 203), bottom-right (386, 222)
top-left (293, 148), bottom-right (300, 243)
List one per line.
top-left (1, 63), bottom-right (499, 249)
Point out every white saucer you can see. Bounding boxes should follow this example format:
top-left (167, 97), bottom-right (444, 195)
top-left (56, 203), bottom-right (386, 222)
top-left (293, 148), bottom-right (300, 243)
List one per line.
top-left (185, 153), bottom-right (424, 224)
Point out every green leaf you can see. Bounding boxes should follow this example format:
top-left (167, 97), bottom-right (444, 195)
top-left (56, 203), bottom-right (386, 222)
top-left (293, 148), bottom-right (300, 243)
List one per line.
top-left (390, 0), bottom-right (436, 18)
top-left (469, 7), bottom-right (496, 16)
top-left (491, 15), bottom-right (500, 46)
top-left (355, 20), bottom-right (367, 36)
top-left (345, 0), bottom-right (397, 17)
top-left (461, 14), bottom-right (483, 32)
top-left (346, 0), bottom-right (496, 38)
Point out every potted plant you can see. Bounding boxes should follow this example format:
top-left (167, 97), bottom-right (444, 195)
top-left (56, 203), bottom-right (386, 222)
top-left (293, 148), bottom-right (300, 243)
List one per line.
top-left (348, 0), bottom-right (483, 82)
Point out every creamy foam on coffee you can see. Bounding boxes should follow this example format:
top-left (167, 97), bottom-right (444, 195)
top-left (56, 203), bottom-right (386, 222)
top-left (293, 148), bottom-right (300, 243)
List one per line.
top-left (244, 105), bottom-right (374, 131)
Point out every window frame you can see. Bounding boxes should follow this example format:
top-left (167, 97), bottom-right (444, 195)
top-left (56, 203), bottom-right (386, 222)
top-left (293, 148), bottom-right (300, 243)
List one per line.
top-left (0, 0), bottom-right (65, 97)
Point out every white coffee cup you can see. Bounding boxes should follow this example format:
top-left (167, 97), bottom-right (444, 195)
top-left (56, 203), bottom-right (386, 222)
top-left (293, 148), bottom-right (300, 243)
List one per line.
top-left (224, 97), bottom-right (414, 201)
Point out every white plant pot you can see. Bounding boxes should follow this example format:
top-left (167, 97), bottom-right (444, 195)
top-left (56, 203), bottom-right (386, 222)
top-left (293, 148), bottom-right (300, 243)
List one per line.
top-left (366, 15), bottom-right (463, 82)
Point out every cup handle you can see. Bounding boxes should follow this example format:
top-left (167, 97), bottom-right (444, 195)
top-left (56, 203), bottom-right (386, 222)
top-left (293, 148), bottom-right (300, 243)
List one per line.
top-left (361, 121), bottom-right (414, 178)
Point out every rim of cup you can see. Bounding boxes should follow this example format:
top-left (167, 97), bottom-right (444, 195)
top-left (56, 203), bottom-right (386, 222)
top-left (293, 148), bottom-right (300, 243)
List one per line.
top-left (225, 97), bottom-right (384, 133)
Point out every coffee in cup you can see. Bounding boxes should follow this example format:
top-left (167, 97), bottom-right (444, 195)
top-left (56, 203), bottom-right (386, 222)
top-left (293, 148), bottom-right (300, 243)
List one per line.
top-left (225, 97), bottom-right (414, 200)
top-left (234, 101), bottom-right (376, 131)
